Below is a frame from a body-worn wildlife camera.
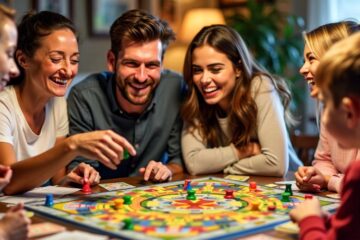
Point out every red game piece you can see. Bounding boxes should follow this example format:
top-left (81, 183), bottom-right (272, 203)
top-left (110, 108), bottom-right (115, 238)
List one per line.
top-left (224, 189), bottom-right (235, 199)
top-left (249, 181), bottom-right (257, 191)
top-left (305, 194), bottom-right (313, 200)
top-left (267, 205), bottom-right (276, 211)
top-left (82, 181), bottom-right (92, 194)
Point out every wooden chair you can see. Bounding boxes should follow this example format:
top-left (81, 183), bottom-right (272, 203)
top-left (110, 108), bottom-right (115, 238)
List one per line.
top-left (290, 134), bottom-right (319, 166)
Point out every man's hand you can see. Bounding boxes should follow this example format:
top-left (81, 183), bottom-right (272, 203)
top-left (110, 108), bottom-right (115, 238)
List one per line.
top-left (139, 160), bottom-right (172, 182)
top-left (295, 166), bottom-right (328, 192)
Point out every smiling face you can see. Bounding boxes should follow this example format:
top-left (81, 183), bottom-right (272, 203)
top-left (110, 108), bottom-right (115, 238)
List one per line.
top-left (299, 45), bottom-right (320, 98)
top-left (0, 18), bottom-right (18, 91)
top-left (108, 39), bottom-right (162, 114)
top-left (20, 28), bottom-right (79, 98)
top-left (191, 44), bottom-right (239, 112)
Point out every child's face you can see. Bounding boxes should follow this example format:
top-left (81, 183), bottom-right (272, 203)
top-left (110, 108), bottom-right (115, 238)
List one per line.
top-left (320, 89), bottom-right (357, 149)
top-left (0, 18), bottom-right (18, 91)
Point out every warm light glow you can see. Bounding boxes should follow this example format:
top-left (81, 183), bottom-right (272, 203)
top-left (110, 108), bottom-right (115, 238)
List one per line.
top-left (179, 8), bottom-right (225, 43)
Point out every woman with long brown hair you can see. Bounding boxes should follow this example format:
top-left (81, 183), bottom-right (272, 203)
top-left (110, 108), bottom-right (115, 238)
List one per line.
top-left (181, 24), bottom-right (301, 177)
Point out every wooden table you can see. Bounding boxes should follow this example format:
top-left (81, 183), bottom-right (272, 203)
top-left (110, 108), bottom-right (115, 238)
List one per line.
top-left (1, 172), bottom-right (306, 239)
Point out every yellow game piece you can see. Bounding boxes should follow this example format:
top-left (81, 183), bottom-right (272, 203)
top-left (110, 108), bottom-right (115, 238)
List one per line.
top-left (114, 199), bottom-right (124, 209)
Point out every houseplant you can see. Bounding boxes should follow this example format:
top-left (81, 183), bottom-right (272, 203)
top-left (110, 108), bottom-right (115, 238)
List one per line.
top-left (227, 0), bottom-right (306, 121)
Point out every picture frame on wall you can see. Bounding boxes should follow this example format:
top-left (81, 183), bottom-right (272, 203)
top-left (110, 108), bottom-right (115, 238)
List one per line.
top-left (32, 0), bottom-right (73, 20)
top-left (88, 0), bottom-right (138, 37)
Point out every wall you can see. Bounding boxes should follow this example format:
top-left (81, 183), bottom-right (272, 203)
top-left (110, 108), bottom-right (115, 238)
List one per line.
top-left (11, 0), bottom-right (316, 133)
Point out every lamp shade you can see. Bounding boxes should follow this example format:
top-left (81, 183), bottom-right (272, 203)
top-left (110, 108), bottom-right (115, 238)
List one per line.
top-left (179, 8), bottom-right (225, 43)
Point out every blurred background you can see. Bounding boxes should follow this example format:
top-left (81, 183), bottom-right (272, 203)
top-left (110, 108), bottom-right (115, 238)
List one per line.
top-left (5, 0), bottom-right (360, 137)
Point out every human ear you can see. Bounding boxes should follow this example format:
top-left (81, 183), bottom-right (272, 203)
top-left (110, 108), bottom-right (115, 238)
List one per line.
top-left (106, 50), bottom-right (116, 72)
top-left (342, 97), bottom-right (360, 128)
top-left (15, 50), bottom-right (29, 69)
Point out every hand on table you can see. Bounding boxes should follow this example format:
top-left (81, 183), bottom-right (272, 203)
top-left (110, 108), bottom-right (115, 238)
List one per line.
top-left (235, 142), bottom-right (261, 159)
top-left (289, 197), bottom-right (323, 223)
top-left (0, 165), bottom-right (12, 191)
top-left (295, 166), bottom-right (328, 192)
top-left (0, 203), bottom-right (31, 240)
top-left (139, 160), bottom-right (172, 182)
top-left (66, 163), bottom-right (101, 185)
top-left (68, 130), bottom-right (136, 170)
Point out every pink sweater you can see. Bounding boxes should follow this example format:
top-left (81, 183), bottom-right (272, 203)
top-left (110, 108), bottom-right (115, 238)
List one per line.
top-left (313, 123), bottom-right (360, 192)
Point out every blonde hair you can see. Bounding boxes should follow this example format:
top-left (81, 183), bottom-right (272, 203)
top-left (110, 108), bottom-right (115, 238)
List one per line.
top-left (304, 21), bottom-right (359, 59)
top-left (317, 32), bottom-right (360, 107)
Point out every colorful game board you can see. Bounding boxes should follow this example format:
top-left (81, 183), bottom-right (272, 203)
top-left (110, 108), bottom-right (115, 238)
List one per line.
top-left (26, 177), bottom-right (339, 240)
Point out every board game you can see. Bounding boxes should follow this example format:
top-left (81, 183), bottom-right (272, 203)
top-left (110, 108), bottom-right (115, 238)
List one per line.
top-left (26, 177), bottom-right (339, 240)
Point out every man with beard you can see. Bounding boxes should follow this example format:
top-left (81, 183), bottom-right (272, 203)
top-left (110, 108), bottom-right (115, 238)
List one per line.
top-left (67, 10), bottom-right (184, 181)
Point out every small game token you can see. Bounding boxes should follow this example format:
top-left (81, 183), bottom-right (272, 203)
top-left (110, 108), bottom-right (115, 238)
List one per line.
top-left (45, 194), bottom-right (54, 207)
top-left (267, 205), bottom-right (276, 211)
top-left (123, 195), bottom-right (132, 205)
top-left (123, 149), bottom-right (130, 160)
top-left (82, 181), bottom-right (92, 194)
top-left (251, 201), bottom-right (260, 211)
top-left (186, 189), bottom-right (196, 200)
top-left (249, 181), bottom-right (257, 191)
top-left (305, 194), bottom-right (313, 200)
top-left (183, 179), bottom-right (190, 191)
top-left (186, 181), bottom-right (193, 191)
top-left (114, 199), bottom-right (124, 209)
top-left (224, 189), bottom-right (235, 199)
top-left (281, 192), bottom-right (291, 202)
top-left (122, 218), bottom-right (134, 230)
top-left (285, 184), bottom-right (293, 196)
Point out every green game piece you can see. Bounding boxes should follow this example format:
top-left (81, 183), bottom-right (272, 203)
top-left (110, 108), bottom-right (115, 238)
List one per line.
top-left (123, 149), bottom-right (130, 159)
top-left (186, 189), bottom-right (196, 200)
top-left (281, 192), bottom-right (291, 202)
top-left (122, 218), bottom-right (134, 230)
top-left (285, 184), bottom-right (293, 196)
top-left (123, 195), bottom-right (132, 205)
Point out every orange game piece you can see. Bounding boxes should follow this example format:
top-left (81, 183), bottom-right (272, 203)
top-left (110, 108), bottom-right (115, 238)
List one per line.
top-left (251, 201), bottom-right (260, 211)
top-left (114, 199), bottom-right (124, 209)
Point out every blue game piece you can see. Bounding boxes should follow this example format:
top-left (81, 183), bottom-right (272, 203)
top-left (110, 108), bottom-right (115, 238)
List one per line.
top-left (186, 182), bottom-right (192, 191)
top-left (45, 194), bottom-right (54, 207)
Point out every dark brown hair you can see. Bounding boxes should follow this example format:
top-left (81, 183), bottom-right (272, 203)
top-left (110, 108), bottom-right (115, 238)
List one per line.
top-left (181, 24), bottom-right (292, 148)
top-left (11, 11), bottom-right (77, 85)
top-left (109, 9), bottom-right (175, 59)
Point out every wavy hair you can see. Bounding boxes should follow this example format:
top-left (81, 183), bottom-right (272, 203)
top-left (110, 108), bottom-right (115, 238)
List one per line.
top-left (181, 24), bottom-right (291, 148)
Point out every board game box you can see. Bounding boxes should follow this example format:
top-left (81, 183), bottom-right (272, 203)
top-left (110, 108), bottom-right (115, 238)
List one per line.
top-left (26, 177), bottom-right (339, 240)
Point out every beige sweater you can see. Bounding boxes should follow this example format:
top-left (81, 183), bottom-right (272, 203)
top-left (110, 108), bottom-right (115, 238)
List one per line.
top-left (182, 76), bottom-right (301, 177)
